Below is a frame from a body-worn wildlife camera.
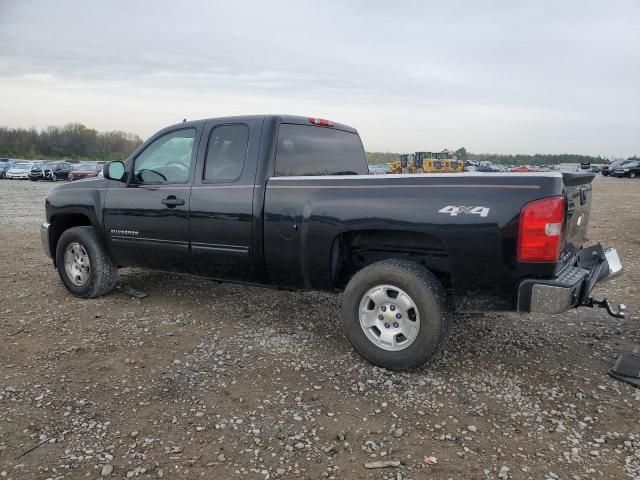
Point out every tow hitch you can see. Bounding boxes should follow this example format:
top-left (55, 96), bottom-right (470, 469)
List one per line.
top-left (583, 297), bottom-right (626, 319)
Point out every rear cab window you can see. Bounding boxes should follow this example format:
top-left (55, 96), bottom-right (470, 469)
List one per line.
top-left (275, 124), bottom-right (368, 176)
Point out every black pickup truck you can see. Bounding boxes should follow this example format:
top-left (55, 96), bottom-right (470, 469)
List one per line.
top-left (41, 115), bottom-right (624, 369)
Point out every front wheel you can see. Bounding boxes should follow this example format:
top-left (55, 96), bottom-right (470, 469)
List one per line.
top-left (342, 259), bottom-right (450, 370)
top-left (630, 172), bottom-right (637, 179)
top-left (55, 226), bottom-right (118, 298)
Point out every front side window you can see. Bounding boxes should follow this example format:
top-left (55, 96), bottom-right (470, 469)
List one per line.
top-left (275, 124), bottom-right (367, 176)
top-left (203, 124), bottom-right (249, 182)
top-left (133, 129), bottom-right (195, 184)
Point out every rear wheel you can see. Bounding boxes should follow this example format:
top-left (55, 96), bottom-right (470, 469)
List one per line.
top-left (55, 226), bottom-right (118, 298)
top-left (630, 172), bottom-right (637, 179)
top-left (342, 259), bottom-right (450, 370)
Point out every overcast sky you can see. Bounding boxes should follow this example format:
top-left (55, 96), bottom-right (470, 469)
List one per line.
top-left (0, 1), bottom-right (638, 156)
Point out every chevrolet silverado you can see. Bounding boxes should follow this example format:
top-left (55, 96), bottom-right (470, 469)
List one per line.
top-left (41, 115), bottom-right (624, 369)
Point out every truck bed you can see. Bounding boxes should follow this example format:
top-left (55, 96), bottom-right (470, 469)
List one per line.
top-left (264, 171), bottom-right (583, 309)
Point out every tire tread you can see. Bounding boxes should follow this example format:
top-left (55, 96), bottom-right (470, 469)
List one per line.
top-left (342, 259), bottom-right (451, 369)
top-left (56, 226), bottom-right (117, 298)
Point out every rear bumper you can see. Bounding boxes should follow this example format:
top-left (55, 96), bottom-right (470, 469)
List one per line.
top-left (517, 244), bottom-right (622, 314)
top-left (41, 222), bottom-right (52, 259)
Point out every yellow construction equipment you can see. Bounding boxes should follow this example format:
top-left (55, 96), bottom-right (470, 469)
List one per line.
top-left (415, 152), bottom-right (464, 173)
top-left (389, 160), bottom-right (402, 174)
top-left (390, 152), bottom-right (465, 174)
top-left (389, 154), bottom-right (419, 174)
top-left (420, 159), bottom-right (464, 173)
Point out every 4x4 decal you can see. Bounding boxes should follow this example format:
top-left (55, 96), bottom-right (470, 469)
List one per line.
top-left (438, 205), bottom-right (490, 218)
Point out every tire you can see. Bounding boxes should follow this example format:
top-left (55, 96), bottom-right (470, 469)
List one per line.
top-left (342, 259), bottom-right (450, 370)
top-left (630, 172), bottom-right (637, 179)
top-left (55, 226), bottom-right (118, 298)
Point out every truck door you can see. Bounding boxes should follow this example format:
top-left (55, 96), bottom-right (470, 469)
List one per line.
top-left (188, 118), bottom-right (263, 282)
top-left (103, 127), bottom-right (200, 270)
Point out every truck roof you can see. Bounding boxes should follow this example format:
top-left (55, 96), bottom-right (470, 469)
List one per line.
top-left (163, 115), bottom-right (358, 134)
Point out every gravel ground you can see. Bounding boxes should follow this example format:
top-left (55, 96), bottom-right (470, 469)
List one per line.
top-left (0, 176), bottom-right (639, 480)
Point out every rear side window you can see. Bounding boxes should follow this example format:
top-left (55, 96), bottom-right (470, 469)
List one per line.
top-left (204, 124), bottom-right (249, 182)
top-left (275, 124), bottom-right (367, 176)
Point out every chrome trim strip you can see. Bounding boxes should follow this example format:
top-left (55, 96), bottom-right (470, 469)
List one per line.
top-left (191, 242), bottom-right (249, 255)
top-left (267, 183), bottom-right (540, 190)
top-left (269, 172), bottom-right (563, 181)
top-left (111, 236), bottom-right (188, 246)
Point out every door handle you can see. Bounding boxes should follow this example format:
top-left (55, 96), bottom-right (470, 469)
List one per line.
top-left (161, 196), bottom-right (185, 208)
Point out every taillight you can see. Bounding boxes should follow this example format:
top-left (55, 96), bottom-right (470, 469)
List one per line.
top-left (517, 196), bottom-right (565, 262)
top-left (309, 117), bottom-right (334, 127)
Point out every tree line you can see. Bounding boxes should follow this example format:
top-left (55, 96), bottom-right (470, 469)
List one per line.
top-left (1, 125), bottom-right (631, 166)
top-left (0, 124), bottom-right (143, 161)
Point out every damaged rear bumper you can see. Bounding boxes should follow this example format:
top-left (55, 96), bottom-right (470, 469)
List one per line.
top-left (517, 244), bottom-right (623, 315)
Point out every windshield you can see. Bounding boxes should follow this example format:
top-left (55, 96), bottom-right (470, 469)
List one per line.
top-left (13, 163), bottom-right (30, 169)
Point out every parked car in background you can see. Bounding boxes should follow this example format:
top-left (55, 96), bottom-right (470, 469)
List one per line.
top-left (475, 161), bottom-right (503, 173)
top-left (464, 160), bottom-right (478, 172)
top-left (0, 159), bottom-right (14, 178)
top-left (29, 161), bottom-right (72, 181)
top-left (611, 160), bottom-right (640, 178)
top-left (68, 162), bottom-right (102, 181)
top-left (5, 161), bottom-right (36, 179)
top-left (368, 164), bottom-right (387, 175)
top-left (601, 160), bottom-right (632, 176)
top-left (590, 164), bottom-right (602, 173)
top-left (510, 165), bottom-right (537, 173)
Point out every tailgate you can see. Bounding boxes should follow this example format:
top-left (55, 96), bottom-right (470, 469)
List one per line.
top-left (562, 172), bottom-right (595, 254)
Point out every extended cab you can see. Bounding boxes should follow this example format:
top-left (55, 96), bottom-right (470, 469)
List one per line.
top-left (41, 115), bottom-right (624, 369)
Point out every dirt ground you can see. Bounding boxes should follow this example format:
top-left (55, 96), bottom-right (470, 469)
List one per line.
top-left (0, 176), bottom-right (639, 480)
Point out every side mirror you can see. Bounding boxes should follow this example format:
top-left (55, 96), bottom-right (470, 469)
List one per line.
top-left (104, 161), bottom-right (126, 181)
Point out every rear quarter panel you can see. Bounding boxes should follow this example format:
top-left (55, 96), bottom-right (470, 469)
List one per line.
top-left (264, 173), bottom-right (565, 308)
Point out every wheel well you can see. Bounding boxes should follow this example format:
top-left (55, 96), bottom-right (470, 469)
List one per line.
top-left (330, 230), bottom-right (452, 292)
top-left (49, 214), bottom-right (93, 260)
